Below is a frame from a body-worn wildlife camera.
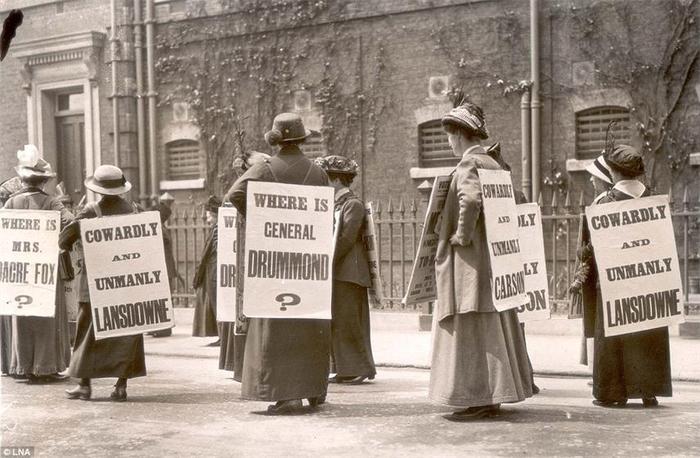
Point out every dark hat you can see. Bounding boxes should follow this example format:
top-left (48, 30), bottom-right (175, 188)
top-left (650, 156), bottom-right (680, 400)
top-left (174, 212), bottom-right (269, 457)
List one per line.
top-left (441, 102), bottom-right (489, 140)
top-left (264, 113), bottom-right (312, 146)
top-left (205, 195), bottom-right (222, 213)
top-left (604, 144), bottom-right (645, 177)
top-left (84, 165), bottom-right (132, 195)
top-left (14, 144), bottom-right (56, 179)
top-left (314, 155), bottom-right (359, 177)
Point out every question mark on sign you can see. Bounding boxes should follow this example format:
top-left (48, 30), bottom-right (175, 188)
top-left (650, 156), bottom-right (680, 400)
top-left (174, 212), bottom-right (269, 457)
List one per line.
top-left (275, 293), bottom-right (301, 311)
top-left (14, 295), bottom-right (33, 309)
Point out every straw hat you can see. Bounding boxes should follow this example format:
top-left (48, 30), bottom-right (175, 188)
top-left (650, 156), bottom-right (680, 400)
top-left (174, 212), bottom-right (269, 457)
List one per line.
top-left (14, 144), bottom-right (56, 178)
top-left (585, 154), bottom-right (614, 184)
top-left (84, 165), bottom-right (132, 195)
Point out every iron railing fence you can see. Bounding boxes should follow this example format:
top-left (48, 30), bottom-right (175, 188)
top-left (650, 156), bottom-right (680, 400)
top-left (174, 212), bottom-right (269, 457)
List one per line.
top-left (169, 187), bottom-right (700, 317)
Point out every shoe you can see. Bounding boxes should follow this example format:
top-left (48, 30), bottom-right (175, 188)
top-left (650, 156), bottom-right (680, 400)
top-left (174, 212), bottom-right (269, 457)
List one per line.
top-left (532, 383), bottom-right (540, 395)
top-left (345, 375), bottom-right (368, 385)
top-left (328, 375), bottom-right (340, 384)
top-left (206, 339), bottom-right (221, 347)
top-left (266, 399), bottom-right (303, 415)
top-left (592, 399), bottom-right (627, 408)
top-left (642, 397), bottom-right (659, 408)
top-left (65, 385), bottom-right (91, 400)
top-left (110, 385), bottom-right (127, 402)
top-left (444, 404), bottom-right (500, 422)
top-left (308, 395), bottom-right (326, 407)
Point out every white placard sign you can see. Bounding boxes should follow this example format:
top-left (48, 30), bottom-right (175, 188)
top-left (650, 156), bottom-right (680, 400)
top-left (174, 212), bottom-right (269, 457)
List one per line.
top-left (81, 211), bottom-right (174, 339)
top-left (477, 169), bottom-right (527, 312)
top-left (244, 182), bottom-right (334, 319)
top-left (217, 207), bottom-right (239, 322)
top-left (364, 202), bottom-right (384, 305)
top-left (403, 175), bottom-right (452, 305)
top-left (515, 203), bottom-right (551, 322)
top-left (0, 209), bottom-right (60, 317)
top-left (585, 195), bottom-right (685, 337)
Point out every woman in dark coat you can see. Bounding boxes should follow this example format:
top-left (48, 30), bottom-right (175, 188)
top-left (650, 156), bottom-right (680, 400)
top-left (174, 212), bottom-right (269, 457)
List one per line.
top-left (225, 113), bottom-right (330, 414)
top-left (573, 145), bottom-right (671, 408)
top-left (3, 146), bottom-right (73, 382)
top-left (192, 196), bottom-right (221, 344)
top-left (315, 155), bottom-right (376, 384)
top-left (429, 100), bottom-right (533, 421)
top-left (60, 165), bottom-right (147, 401)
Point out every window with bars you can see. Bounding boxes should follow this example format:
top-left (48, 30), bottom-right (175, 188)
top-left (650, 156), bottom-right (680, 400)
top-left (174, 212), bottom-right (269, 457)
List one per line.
top-left (301, 131), bottom-right (326, 158)
top-left (575, 106), bottom-right (632, 159)
top-left (166, 139), bottom-right (204, 180)
top-left (418, 120), bottom-right (456, 167)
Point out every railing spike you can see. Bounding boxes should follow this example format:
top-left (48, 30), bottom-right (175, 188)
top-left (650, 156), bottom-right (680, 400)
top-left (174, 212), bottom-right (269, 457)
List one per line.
top-left (537, 191), bottom-right (543, 207)
top-left (375, 200), bottom-right (382, 215)
top-left (578, 191), bottom-right (585, 208)
top-left (398, 198), bottom-right (405, 213)
top-left (682, 186), bottom-right (689, 211)
top-left (551, 189), bottom-right (559, 211)
top-left (668, 185), bottom-right (674, 210)
top-left (564, 190), bottom-right (571, 211)
top-left (387, 198), bottom-right (394, 214)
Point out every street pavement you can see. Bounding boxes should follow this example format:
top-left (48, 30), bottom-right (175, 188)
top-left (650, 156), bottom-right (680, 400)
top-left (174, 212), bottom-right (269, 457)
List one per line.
top-left (2, 357), bottom-right (700, 457)
top-left (3, 309), bottom-right (700, 456)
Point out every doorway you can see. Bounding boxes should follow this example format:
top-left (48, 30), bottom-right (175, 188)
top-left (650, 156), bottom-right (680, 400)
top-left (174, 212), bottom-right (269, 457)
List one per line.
top-left (54, 91), bottom-right (86, 205)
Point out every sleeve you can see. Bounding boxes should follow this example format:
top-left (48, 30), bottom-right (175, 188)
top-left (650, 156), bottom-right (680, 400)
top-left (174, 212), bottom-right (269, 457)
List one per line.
top-left (48, 198), bottom-right (75, 229)
top-left (334, 199), bottom-right (365, 262)
top-left (450, 159), bottom-right (483, 246)
top-left (58, 206), bottom-right (95, 251)
top-left (223, 163), bottom-right (272, 218)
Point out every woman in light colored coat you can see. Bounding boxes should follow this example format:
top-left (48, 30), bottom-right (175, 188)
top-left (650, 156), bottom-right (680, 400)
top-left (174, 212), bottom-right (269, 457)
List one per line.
top-left (429, 100), bottom-right (533, 421)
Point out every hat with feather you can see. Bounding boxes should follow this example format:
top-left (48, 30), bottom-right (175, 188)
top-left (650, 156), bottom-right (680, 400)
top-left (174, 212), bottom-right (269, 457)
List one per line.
top-left (441, 91), bottom-right (489, 140)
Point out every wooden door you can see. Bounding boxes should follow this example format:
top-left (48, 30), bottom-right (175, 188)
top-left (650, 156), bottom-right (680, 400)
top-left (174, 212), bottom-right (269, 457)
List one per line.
top-left (55, 115), bottom-right (85, 205)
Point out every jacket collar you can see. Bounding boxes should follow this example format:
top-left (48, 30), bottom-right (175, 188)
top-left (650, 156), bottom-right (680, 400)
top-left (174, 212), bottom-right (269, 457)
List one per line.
top-left (462, 144), bottom-right (486, 158)
top-left (613, 180), bottom-right (646, 199)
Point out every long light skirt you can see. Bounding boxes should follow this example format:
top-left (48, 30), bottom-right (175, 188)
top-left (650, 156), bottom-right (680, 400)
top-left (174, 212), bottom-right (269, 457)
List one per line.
top-left (429, 309), bottom-right (533, 408)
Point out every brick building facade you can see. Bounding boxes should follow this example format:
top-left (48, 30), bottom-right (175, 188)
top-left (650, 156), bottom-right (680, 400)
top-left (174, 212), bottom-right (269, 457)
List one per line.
top-left (1, 0), bottom-right (699, 209)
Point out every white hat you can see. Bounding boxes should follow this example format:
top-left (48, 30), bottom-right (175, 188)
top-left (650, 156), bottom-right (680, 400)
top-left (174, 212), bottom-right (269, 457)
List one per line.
top-left (84, 165), bottom-right (132, 195)
top-left (585, 154), bottom-right (613, 185)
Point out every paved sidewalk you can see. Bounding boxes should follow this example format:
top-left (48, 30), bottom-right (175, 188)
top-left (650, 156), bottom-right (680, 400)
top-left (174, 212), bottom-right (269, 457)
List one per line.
top-left (145, 308), bottom-right (700, 382)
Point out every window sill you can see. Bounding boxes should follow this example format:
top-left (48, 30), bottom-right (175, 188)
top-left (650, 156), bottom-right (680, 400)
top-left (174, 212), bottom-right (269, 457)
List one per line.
top-left (159, 178), bottom-right (205, 190)
top-left (409, 166), bottom-right (455, 179)
top-left (565, 158), bottom-right (594, 172)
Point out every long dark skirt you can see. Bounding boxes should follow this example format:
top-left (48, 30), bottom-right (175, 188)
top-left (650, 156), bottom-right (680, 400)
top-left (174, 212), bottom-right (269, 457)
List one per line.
top-left (330, 281), bottom-right (376, 378)
top-left (593, 293), bottom-right (672, 401)
top-left (68, 302), bottom-right (146, 379)
top-left (219, 322), bottom-right (246, 382)
top-left (241, 318), bottom-right (330, 402)
top-left (9, 279), bottom-right (71, 376)
top-left (1, 315), bottom-right (13, 374)
top-left (192, 287), bottom-right (218, 337)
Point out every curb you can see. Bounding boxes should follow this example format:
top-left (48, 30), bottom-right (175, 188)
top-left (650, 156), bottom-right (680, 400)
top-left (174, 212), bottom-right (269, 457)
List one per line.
top-left (144, 351), bottom-right (700, 383)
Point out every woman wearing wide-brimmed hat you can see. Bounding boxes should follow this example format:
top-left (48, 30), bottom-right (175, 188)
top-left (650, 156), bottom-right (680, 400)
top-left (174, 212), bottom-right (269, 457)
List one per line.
top-left (570, 153), bottom-right (614, 370)
top-left (315, 155), bottom-right (376, 385)
top-left (429, 100), bottom-right (533, 421)
top-left (59, 165), bottom-right (146, 401)
top-left (572, 146), bottom-right (672, 408)
top-left (192, 195), bottom-right (222, 345)
top-left (225, 113), bottom-right (330, 414)
top-left (2, 145), bottom-right (74, 382)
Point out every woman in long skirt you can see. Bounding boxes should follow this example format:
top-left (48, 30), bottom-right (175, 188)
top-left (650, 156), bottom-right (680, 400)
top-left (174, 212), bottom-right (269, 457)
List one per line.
top-left (3, 146), bottom-right (73, 382)
top-left (315, 155), bottom-right (376, 384)
top-left (225, 113), bottom-right (330, 414)
top-left (429, 98), bottom-right (532, 421)
top-left (60, 165), bottom-right (147, 401)
top-left (192, 196), bottom-right (221, 345)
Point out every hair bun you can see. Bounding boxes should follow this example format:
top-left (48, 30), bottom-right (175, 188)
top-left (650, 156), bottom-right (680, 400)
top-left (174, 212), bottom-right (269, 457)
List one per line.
top-left (265, 129), bottom-right (283, 146)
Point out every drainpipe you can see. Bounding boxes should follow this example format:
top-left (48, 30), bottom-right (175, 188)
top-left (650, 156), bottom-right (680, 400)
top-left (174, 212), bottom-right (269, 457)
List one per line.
top-left (530, 0), bottom-right (541, 201)
top-left (110, 0), bottom-right (120, 167)
top-left (521, 88), bottom-right (532, 201)
top-left (146, 0), bottom-right (158, 204)
top-left (134, 0), bottom-right (147, 206)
